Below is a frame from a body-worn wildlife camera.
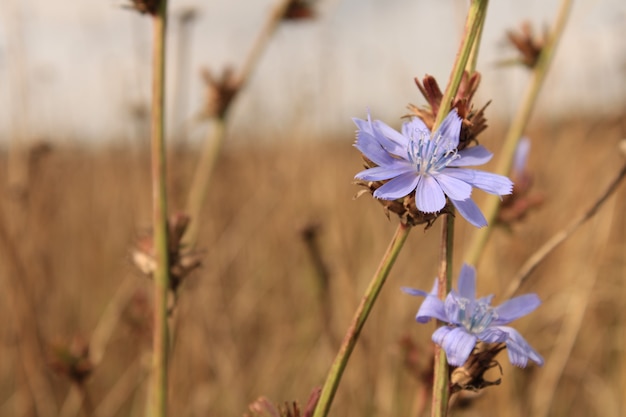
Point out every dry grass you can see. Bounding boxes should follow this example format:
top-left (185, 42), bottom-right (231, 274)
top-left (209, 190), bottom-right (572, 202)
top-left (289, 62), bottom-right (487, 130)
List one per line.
top-left (0, 114), bottom-right (624, 417)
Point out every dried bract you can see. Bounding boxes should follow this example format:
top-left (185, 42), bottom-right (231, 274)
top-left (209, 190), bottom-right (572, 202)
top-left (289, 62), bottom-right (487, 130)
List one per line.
top-left (450, 342), bottom-right (505, 393)
top-left (245, 389), bottom-right (320, 417)
top-left (408, 72), bottom-right (488, 149)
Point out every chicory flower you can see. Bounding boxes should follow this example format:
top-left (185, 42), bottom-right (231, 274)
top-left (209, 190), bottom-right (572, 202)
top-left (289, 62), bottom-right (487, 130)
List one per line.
top-left (354, 110), bottom-right (513, 228)
top-left (403, 264), bottom-right (544, 368)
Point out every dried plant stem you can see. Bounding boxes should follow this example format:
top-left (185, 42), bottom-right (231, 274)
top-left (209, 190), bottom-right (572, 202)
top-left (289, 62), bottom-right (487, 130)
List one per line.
top-left (431, 213), bottom-right (455, 417)
top-left (433, 0), bottom-right (489, 130)
top-left (312, 223), bottom-right (412, 417)
top-left (149, 2), bottom-right (171, 417)
top-left (504, 161), bottom-right (626, 299)
top-left (184, 119), bottom-right (224, 247)
top-left (530, 188), bottom-right (617, 417)
top-left (0, 210), bottom-right (57, 417)
top-left (183, 0), bottom-right (292, 249)
top-left (464, 0), bottom-right (573, 266)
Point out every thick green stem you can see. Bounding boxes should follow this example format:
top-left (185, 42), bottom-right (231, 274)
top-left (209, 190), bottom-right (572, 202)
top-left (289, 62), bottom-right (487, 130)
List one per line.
top-left (433, 0), bottom-right (489, 130)
top-left (312, 223), bottom-right (412, 417)
top-left (464, 0), bottom-right (573, 266)
top-left (150, 2), bottom-right (171, 417)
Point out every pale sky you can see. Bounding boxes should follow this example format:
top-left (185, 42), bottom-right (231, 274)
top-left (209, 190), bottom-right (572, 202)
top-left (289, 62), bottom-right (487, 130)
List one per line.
top-left (0, 0), bottom-right (624, 143)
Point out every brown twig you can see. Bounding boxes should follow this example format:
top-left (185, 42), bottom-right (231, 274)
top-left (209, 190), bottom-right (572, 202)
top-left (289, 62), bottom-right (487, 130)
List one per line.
top-left (504, 159), bottom-right (626, 299)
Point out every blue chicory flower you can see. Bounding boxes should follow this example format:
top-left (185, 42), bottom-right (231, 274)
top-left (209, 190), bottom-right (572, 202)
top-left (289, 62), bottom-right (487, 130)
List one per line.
top-left (403, 264), bottom-right (544, 368)
top-left (354, 110), bottom-right (513, 228)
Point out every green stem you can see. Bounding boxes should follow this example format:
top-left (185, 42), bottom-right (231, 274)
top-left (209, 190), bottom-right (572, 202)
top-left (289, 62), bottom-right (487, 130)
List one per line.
top-left (431, 213), bottom-right (455, 417)
top-left (433, 0), bottom-right (489, 130)
top-left (463, 0), bottom-right (573, 266)
top-left (150, 2), bottom-right (171, 417)
top-left (312, 223), bottom-right (412, 417)
top-left (430, 2), bottom-right (489, 415)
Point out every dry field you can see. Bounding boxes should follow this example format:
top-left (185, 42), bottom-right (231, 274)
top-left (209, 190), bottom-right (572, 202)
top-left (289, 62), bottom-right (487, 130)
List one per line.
top-left (0, 114), bottom-right (624, 417)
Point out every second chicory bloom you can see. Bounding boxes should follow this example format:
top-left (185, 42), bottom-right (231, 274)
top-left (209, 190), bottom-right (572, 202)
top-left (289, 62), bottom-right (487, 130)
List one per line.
top-left (354, 110), bottom-right (512, 228)
top-left (403, 264), bottom-right (544, 368)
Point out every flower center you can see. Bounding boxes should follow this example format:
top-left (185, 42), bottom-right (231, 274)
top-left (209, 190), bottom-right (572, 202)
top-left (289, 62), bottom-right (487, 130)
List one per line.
top-left (455, 297), bottom-right (498, 334)
top-left (406, 130), bottom-right (459, 175)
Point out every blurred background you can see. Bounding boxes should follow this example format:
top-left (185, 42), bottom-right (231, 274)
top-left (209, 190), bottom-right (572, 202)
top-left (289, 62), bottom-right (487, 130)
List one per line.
top-left (0, 1), bottom-right (625, 417)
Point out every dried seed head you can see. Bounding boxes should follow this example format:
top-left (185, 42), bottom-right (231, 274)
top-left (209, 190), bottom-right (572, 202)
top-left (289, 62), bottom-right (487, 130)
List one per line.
top-left (131, 212), bottom-right (202, 292)
top-left (199, 66), bottom-right (240, 120)
top-left (408, 72), bottom-right (488, 149)
top-left (48, 336), bottom-right (93, 385)
top-left (245, 389), bottom-right (320, 417)
top-left (123, 0), bottom-right (161, 15)
top-left (450, 342), bottom-right (505, 393)
top-left (505, 21), bottom-right (547, 69)
top-left (283, 0), bottom-right (316, 20)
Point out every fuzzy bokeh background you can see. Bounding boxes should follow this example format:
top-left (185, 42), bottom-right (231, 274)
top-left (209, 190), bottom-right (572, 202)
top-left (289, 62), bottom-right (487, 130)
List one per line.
top-left (0, 1), bottom-right (625, 417)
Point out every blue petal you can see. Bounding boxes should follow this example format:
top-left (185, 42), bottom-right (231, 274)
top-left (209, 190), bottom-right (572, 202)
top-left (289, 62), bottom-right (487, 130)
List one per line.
top-left (451, 145), bottom-right (493, 167)
top-left (402, 280), bottom-right (448, 323)
top-left (432, 110), bottom-right (462, 151)
top-left (495, 326), bottom-right (544, 367)
top-left (457, 264), bottom-right (477, 300)
top-left (372, 120), bottom-right (409, 156)
top-left (449, 198), bottom-right (487, 228)
top-left (355, 164), bottom-right (413, 181)
top-left (443, 292), bottom-right (463, 325)
top-left (513, 137), bottom-right (531, 176)
top-left (402, 117), bottom-right (430, 139)
top-left (477, 327), bottom-right (508, 343)
top-left (433, 173), bottom-right (473, 202)
top-left (414, 175), bottom-right (446, 213)
top-left (354, 136), bottom-right (396, 167)
top-left (442, 169), bottom-right (513, 196)
top-left (373, 171), bottom-right (420, 200)
top-left (433, 326), bottom-right (477, 366)
top-left (352, 116), bottom-right (373, 135)
top-left (492, 294), bottom-right (541, 325)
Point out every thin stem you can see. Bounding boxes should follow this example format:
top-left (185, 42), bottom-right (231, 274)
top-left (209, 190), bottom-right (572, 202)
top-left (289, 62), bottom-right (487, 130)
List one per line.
top-left (182, 0), bottom-right (292, 249)
top-left (464, 0), bottom-right (574, 266)
top-left (150, 1), bottom-right (171, 417)
top-left (312, 223), bottom-right (412, 417)
top-left (504, 161), bottom-right (626, 299)
top-left (433, 0), bottom-right (489, 130)
top-left (183, 119), bottom-right (225, 247)
top-left (431, 213), bottom-right (455, 417)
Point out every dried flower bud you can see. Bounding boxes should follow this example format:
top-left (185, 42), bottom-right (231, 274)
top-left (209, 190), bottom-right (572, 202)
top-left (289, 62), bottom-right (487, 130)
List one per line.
top-left (48, 336), bottom-right (93, 385)
top-left (199, 66), bottom-right (240, 120)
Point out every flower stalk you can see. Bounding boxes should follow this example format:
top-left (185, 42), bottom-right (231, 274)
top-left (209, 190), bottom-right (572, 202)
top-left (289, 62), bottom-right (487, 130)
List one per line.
top-left (431, 212), bottom-right (455, 417)
top-left (464, 0), bottom-right (573, 266)
top-left (430, 1), bottom-right (489, 415)
top-left (150, 1), bottom-right (171, 416)
top-left (312, 223), bottom-right (412, 417)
